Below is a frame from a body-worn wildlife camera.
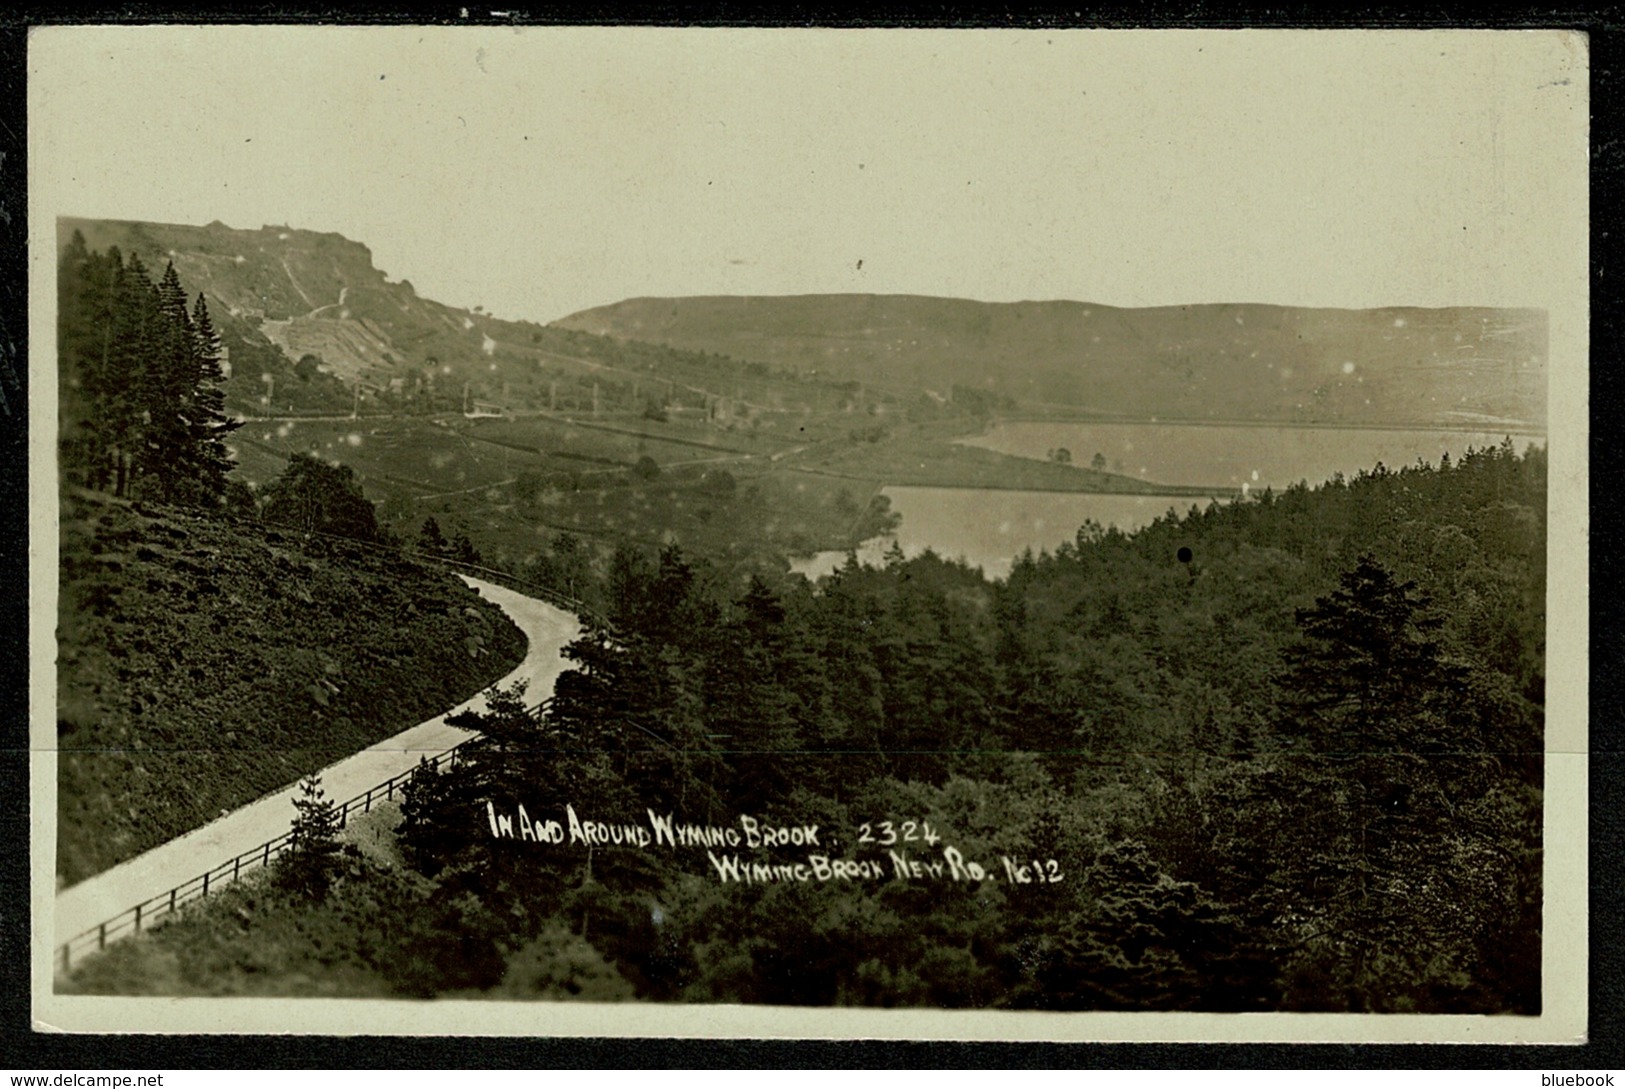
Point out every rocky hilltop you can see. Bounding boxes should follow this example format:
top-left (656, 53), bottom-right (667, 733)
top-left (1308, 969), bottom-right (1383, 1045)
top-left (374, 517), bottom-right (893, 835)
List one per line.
top-left (61, 217), bottom-right (500, 401)
top-left (58, 218), bottom-right (832, 421)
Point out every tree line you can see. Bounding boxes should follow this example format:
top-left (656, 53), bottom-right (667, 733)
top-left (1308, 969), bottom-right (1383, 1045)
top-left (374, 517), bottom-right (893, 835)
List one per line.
top-left (58, 232), bottom-right (240, 505)
top-left (363, 440), bottom-right (1543, 1011)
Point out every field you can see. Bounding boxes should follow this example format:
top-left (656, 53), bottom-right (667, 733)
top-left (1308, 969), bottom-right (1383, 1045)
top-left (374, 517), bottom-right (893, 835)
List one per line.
top-left (224, 406), bottom-right (1234, 591)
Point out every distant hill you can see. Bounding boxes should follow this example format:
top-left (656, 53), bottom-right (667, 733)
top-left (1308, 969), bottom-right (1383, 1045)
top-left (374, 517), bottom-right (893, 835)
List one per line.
top-left (61, 216), bottom-right (532, 415)
top-left (59, 219), bottom-right (1546, 430)
top-left (553, 295), bottom-right (1548, 430)
top-left (57, 219), bottom-right (862, 421)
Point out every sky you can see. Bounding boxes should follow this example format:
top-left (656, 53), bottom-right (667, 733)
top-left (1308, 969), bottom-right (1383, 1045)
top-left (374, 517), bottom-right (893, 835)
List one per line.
top-left (28, 26), bottom-right (1587, 324)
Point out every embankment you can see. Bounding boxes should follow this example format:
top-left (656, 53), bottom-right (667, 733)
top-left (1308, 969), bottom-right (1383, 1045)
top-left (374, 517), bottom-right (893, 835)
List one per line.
top-left (56, 491), bottom-right (528, 886)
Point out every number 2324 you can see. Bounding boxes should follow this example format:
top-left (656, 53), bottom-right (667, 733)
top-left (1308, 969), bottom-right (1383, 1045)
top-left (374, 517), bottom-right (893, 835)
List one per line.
top-left (856, 821), bottom-right (940, 847)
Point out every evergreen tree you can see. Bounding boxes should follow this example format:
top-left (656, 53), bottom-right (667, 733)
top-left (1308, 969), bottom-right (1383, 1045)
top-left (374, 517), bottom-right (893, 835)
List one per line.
top-left (278, 774), bottom-right (343, 899)
top-left (58, 244), bottom-right (238, 504)
top-left (417, 516), bottom-right (448, 556)
top-left (452, 533), bottom-right (483, 566)
top-left (58, 231), bottom-right (111, 488)
top-left (186, 293), bottom-right (240, 502)
top-left (705, 576), bottom-right (808, 807)
top-left (1278, 554), bottom-right (1467, 756)
top-left (1262, 555), bottom-right (1488, 1011)
top-left (134, 261), bottom-right (195, 500)
top-left (109, 251), bottom-right (159, 497)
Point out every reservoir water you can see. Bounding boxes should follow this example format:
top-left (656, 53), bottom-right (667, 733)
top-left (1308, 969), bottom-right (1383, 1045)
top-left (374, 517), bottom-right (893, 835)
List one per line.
top-left (790, 486), bottom-right (1224, 580)
top-left (790, 423), bottom-right (1545, 582)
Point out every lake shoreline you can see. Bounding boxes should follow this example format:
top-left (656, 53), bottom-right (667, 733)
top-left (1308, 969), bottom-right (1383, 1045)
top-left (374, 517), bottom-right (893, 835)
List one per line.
top-left (981, 411), bottom-right (1547, 437)
top-left (782, 463), bottom-right (1235, 498)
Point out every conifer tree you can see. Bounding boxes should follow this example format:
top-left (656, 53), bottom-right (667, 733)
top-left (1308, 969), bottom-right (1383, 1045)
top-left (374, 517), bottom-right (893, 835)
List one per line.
top-left (417, 516), bottom-right (448, 556)
top-left (58, 244), bottom-right (239, 504)
top-left (453, 533), bottom-right (483, 566)
top-left (1278, 554), bottom-right (1466, 755)
top-left (187, 293), bottom-right (240, 502)
top-left (279, 773), bottom-right (343, 899)
top-left (109, 251), bottom-right (159, 497)
top-left (58, 231), bottom-right (109, 487)
top-left (135, 261), bottom-right (196, 500)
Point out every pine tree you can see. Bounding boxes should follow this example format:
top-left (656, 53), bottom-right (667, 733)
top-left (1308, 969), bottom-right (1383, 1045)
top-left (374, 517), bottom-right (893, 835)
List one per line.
top-left (278, 773), bottom-right (343, 899)
top-left (417, 516), bottom-right (448, 556)
top-left (135, 261), bottom-right (196, 501)
top-left (187, 293), bottom-right (241, 503)
top-left (58, 245), bottom-right (238, 504)
top-left (1268, 555), bottom-right (1481, 1011)
top-left (108, 251), bottom-right (160, 497)
top-left (705, 576), bottom-right (808, 807)
top-left (1278, 554), bottom-right (1467, 756)
top-left (58, 231), bottom-right (109, 487)
top-left (452, 533), bottom-right (483, 566)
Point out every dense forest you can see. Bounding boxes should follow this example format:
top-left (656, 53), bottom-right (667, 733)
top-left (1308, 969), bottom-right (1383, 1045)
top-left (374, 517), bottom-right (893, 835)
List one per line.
top-left (67, 441), bottom-right (1544, 1013)
top-left (58, 231), bottom-right (240, 505)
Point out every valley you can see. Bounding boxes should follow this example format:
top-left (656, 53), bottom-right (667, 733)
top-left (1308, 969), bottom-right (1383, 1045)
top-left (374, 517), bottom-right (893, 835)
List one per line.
top-left (50, 215), bottom-right (1553, 1013)
top-left (57, 216), bottom-right (1549, 586)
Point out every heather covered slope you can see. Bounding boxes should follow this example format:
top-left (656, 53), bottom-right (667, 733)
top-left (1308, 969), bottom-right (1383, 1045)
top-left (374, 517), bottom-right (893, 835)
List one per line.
top-left (55, 490), bottom-right (527, 886)
top-left (554, 294), bottom-right (1547, 429)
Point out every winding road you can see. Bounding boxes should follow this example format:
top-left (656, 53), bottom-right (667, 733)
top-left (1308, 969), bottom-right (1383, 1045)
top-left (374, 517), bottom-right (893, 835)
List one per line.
top-left (53, 577), bottom-right (580, 954)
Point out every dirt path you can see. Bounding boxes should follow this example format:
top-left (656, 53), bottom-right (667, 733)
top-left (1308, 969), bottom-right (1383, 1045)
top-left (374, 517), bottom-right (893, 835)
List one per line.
top-left (53, 577), bottom-right (580, 953)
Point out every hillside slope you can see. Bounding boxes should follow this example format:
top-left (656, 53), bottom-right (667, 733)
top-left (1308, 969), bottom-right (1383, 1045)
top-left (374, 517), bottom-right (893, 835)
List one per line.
top-left (56, 491), bottom-right (528, 886)
top-left (58, 218), bottom-right (863, 421)
top-left (553, 294), bottom-right (1547, 429)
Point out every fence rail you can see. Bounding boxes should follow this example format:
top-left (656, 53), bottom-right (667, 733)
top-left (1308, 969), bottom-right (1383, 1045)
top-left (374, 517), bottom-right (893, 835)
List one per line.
top-left (52, 705), bottom-right (543, 976)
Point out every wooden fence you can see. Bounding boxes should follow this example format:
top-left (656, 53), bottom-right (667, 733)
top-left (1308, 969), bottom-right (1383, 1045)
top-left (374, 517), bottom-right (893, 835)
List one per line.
top-left (55, 738), bottom-right (475, 975)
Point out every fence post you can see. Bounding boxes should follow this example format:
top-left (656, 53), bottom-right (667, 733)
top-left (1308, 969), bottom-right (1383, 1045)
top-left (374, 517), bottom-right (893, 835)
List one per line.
top-left (63, 741), bottom-right (521, 969)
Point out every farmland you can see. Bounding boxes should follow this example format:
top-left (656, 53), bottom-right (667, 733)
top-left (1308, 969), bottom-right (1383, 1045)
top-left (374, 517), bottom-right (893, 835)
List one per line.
top-left (223, 405), bottom-right (1185, 585)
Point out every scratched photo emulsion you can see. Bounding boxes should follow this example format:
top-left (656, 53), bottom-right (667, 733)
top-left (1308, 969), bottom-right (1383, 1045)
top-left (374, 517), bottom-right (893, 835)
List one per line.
top-left (32, 27), bottom-right (1580, 1033)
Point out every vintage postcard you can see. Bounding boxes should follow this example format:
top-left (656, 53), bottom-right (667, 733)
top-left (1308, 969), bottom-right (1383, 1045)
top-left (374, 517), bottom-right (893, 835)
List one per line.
top-left (27, 25), bottom-right (1588, 1042)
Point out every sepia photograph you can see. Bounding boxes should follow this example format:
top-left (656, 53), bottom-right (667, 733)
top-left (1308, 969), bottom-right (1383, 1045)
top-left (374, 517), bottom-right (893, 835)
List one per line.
top-left (27, 25), bottom-right (1588, 1042)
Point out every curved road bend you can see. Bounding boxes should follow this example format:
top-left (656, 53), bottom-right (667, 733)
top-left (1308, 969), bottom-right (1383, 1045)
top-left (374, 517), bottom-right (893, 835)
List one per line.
top-left (54, 577), bottom-right (581, 953)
